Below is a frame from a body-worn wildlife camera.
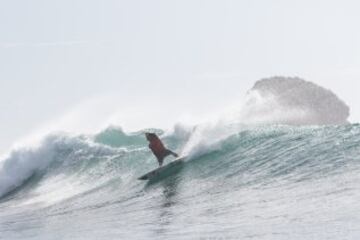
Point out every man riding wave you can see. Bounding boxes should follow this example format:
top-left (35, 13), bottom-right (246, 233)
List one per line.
top-left (145, 133), bottom-right (178, 166)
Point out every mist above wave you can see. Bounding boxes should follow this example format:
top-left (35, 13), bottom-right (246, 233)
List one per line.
top-left (239, 77), bottom-right (350, 125)
top-left (181, 76), bottom-right (350, 157)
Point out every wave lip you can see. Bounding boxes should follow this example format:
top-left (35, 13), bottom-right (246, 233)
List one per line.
top-left (0, 136), bottom-right (59, 198)
top-left (0, 134), bottom-right (124, 200)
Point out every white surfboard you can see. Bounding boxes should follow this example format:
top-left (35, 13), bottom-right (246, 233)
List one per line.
top-left (138, 156), bottom-right (186, 180)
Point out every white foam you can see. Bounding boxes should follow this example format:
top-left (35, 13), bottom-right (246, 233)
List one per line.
top-left (0, 136), bottom-right (58, 197)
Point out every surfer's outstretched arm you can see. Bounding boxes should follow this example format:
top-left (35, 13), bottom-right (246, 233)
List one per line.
top-left (165, 149), bottom-right (178, 158)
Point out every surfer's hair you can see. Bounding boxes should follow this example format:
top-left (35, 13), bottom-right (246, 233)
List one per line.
top-left (145, 132), bottom-right (158, 140)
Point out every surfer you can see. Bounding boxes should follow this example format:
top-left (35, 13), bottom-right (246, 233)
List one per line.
top-left (145, 133), bottom-right (178, 166)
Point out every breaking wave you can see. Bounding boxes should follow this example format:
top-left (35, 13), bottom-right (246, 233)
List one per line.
top-left (0, 77), bottom-right (358, 239)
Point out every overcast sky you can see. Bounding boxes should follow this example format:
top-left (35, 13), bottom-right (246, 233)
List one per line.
top-left (1, 0), bottom-right (360, 152)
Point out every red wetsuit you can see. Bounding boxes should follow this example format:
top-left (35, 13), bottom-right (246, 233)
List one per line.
top-left (149, 137), bottom-right (168, 160)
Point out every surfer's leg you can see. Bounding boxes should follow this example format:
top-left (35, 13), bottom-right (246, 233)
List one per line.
top-left (158, 157), bottom-right (164, 167)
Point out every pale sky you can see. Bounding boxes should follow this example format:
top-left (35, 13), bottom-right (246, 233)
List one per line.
top-left (1, 0), bottom-right (360, 152)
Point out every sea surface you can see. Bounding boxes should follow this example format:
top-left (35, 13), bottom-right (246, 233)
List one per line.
top-left (1, 124), bottom-right (360, 239)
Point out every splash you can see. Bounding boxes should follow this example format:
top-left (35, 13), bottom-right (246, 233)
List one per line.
top-left (0, 134), bottom-right (123, 199)
top-left (181, 77), bottom-right (350, 157)
top-left (239, 77), bottom-right (350, 125)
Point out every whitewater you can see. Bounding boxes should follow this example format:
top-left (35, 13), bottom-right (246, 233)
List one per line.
top-left (1, 77), bottom-right (359, 239)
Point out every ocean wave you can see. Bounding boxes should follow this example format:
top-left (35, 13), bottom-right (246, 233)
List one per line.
top-left (0, 77), bottom-right (354, 205)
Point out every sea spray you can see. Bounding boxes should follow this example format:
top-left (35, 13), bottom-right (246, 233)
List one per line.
top-left (180, 77), bottom-right (350, 158)
top-left (239, 77), bottom-right (350, 125)
top-left (0, 134), bottom-right (126, 199)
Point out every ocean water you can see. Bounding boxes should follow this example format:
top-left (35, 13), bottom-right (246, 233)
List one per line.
top-left (1, 77), bottom-right (359, 239)
top-left (0, 124), bottom-right (360, 239)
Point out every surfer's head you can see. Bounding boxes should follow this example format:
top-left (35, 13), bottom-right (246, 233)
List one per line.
top-left (145, 132), bottom-right (157, 141)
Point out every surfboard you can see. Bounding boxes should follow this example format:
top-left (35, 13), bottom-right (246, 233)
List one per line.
top-left (138, 156), bottom-right (186, 180)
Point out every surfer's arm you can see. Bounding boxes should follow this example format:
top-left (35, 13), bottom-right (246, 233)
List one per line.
top-left (166, 149), bottom-right (178, 158)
